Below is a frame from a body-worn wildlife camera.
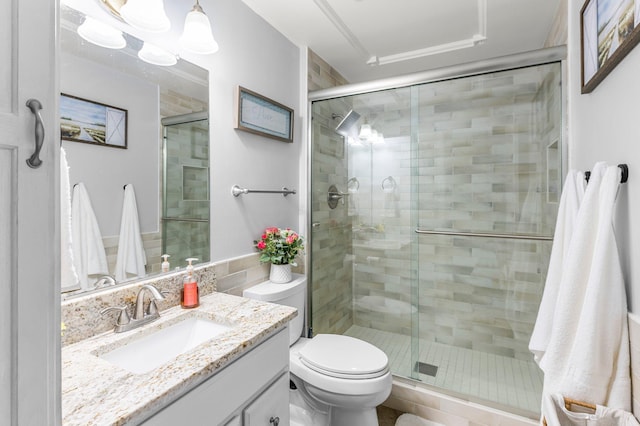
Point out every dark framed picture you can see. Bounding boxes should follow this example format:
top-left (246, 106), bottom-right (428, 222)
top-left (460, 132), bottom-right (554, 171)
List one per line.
top-left (235, 86), bottom-right (293, 143)
top-left (581, 0), bottom-right (640, 93)
top-left (60, 93), bottom-right (128, 148)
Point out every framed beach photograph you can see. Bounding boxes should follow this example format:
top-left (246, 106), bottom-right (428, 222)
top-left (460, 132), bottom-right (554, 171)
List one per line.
top-left (581, 0), bottom-right (640, 93)
top-left (60, 93), bottom-right (128, 148)
top-left (235, 86), bottom-right (294, 143)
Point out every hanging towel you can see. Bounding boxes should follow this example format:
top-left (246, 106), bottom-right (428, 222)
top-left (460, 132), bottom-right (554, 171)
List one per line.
top-left (539, 163), bottom-right (631, 412)
top-left (542, 393), bottom-right (639, 426)
top-left (60, 147), bottom-right (79, 291)
top-left (114, 184), bottom-right (147, 282)
top-left (71, 183), bottom-right (109, 290)
top-left (529, 170), bottom-right (586, 363)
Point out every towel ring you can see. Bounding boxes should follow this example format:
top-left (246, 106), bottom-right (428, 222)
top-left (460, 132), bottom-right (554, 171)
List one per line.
top-left (347, 177), bottom-right (359, 191)
top-left (382, 176), bottom-right (396, 190)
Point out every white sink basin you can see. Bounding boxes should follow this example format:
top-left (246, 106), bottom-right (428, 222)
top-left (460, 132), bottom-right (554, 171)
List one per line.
top-left (99, 317), bottom-right (234, 374)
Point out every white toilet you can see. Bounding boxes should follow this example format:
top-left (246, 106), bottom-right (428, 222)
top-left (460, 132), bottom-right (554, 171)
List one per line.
top-left (243, 274), bottom-right (392, 426)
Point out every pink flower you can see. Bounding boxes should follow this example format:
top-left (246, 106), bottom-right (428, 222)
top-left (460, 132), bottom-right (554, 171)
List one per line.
top-left (257, 241), bottom-right (266, 250)
top-left (261, 234), bottom-right (267, 240)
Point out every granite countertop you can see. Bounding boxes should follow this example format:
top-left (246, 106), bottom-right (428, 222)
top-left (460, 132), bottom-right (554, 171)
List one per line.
top-left (62, 291), bottom-right (297, 426)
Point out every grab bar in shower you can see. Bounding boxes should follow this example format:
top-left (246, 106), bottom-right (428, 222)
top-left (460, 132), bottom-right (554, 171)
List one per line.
top-left (231, 185), bottom-right (296, 197)
top-left (415, 229), bottom-right (553, 241)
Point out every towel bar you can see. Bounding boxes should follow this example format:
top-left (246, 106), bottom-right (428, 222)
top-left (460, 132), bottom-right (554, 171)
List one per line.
top-left (231, 185), bottom-right (296, 197)
top-left (585, 163), bottom-right (628, 183)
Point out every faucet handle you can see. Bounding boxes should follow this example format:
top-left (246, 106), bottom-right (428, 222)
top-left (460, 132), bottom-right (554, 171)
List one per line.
top-left (100, 306), bottom-right (131, 326)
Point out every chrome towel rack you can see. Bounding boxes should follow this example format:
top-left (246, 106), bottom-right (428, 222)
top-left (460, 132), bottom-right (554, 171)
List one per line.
top-left (231, 185), bottom-right (296, 197)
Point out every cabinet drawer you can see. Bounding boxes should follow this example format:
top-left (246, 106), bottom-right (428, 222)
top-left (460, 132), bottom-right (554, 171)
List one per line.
top-left (141, 328), bottom-right (288, 425)
top-left (243, 373), bottom-right (290, 426)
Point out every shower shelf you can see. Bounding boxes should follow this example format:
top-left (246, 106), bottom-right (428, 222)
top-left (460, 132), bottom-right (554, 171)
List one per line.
top-left (415, 229), bottom-right (553, 241)
top-left (231, 185), bottom-right (296, 197)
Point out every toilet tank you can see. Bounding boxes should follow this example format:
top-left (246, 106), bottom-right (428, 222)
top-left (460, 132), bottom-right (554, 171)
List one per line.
top-left (243, 274), bottom-right (306, 346)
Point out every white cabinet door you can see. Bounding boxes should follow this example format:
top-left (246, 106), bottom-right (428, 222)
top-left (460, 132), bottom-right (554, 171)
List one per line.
top-left (0, 0), bottom-right (58, 424)
top-left (243, 373), bottom-right (290, 426)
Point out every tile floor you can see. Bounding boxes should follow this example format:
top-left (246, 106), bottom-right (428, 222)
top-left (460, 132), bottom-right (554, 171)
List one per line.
top-left (346, 325), bottom-right (542, 416)
top-left (377, 405), bottom-right (403, 426)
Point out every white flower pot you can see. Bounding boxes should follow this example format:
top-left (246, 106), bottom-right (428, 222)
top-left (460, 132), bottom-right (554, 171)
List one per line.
top-left (270, 263), bottom-right (292, 284)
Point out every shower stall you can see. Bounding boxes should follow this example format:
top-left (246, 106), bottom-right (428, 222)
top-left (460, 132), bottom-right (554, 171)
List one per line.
top-left (308, 48), bottom-right (564, 418)
top-left (161, 112), bottom-right (210, 265)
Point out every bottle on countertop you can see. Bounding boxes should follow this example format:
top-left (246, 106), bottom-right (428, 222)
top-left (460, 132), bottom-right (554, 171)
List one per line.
top-left (181, 257), bottom-right (199, 309)
top-left (161, 254), bottom-right (170, 273)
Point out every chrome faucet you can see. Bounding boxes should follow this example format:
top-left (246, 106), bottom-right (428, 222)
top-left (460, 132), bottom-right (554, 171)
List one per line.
top-left (93, 275), bottom-right (116, 288)
top-left (101, 284), bottom-right (166, 333)
top-left (134, 284), bottom-right (165, 321)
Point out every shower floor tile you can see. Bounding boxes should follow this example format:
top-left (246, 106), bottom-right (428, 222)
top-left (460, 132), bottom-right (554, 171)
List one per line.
top-left (344, 325), bottom-right (542, 417)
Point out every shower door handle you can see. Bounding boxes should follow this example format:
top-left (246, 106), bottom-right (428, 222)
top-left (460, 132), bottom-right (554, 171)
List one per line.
top-left (25, 98), bottom-right (45, 169)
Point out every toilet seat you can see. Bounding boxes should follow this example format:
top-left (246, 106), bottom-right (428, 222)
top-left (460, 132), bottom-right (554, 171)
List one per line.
top-left (298, 334), bottom-right (389, 379)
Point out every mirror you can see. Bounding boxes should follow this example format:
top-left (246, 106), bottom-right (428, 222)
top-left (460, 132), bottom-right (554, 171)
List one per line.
top-left (60, 4), bottom-right (210, 297)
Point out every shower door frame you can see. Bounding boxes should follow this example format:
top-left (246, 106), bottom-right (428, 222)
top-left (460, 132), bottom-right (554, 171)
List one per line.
top-left (306, 45), bottom-right (567, 381)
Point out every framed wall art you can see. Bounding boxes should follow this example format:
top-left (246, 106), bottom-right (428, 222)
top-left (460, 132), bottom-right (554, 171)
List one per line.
top-left (235, 86), bottom-right (294, 143)
top-left (581, 0), bottom-right (640, 93)
top-left (60, 93), bottom-right (128, 148)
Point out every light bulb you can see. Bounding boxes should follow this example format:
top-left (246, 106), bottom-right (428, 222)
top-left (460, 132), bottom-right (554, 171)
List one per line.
top-left (120, 0), bottom-right (170, 33)
top-left (180, 2), bottom-right (219, 54)
top-left (138, 42), bottom-right (177, 66)
top-left (77, 17), bottom-right (126, 49)
top-left (359, 123), bottom-right (372, 140)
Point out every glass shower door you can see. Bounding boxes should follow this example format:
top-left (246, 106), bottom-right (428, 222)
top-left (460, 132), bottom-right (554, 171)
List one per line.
top-left (412, 62), bottom-right (562, 415)
top-left (162, 114), bottom-right (210, 267)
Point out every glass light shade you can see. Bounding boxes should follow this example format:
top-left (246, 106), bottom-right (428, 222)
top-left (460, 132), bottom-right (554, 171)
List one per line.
top-left (77, 17), bottom-right (126, 49)
top-left (120, 0), bottom-right (170, 33)
top-left (359, 123), bottom-right (372, 140)
top-left (374, 132), bottom-right (385, 144)
top-left (138, 42), bottom-right (177, 66)
top-left (180, 6), bottom-right (219, 54)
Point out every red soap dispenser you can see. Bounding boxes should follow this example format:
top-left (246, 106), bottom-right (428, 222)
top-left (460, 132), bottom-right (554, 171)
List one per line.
top-left (181, 258), bottom-right (199, 309)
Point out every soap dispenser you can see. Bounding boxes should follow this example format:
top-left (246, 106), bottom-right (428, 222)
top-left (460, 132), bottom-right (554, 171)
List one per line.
top-left (161, 254), bottom-right (170, 273)
top-left (181, 258), bottom-right (199, 309)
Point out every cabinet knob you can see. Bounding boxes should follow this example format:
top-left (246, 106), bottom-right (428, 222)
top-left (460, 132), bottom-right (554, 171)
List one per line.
top-left (269, 416), bottom-right (280, 426)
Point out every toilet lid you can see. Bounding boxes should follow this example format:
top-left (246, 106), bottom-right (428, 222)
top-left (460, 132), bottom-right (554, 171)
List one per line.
top-left (298, 334), bottom-right (389, 379)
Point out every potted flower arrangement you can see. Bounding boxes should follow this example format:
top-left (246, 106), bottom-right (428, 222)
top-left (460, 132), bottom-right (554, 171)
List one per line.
top-left (254, 227), bottom-right (304, 283)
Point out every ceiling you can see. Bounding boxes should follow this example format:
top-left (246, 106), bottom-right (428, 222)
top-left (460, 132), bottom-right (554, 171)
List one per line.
top-left (241, 0), bottom-right (562, 84)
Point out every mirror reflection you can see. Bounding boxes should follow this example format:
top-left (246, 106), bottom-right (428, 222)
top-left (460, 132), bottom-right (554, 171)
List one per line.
top-left (60, 4), bottom-right (210, 297)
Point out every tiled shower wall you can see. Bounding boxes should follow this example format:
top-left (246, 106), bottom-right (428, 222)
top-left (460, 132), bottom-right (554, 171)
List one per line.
top-left (308, 50), bottom-right (355, 336)
top-left (310, 100), bottom-right (356, 335)
top-left (346, 63), bottom-right (562, 361)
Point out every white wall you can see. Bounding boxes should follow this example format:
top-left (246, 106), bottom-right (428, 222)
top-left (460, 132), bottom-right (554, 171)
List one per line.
top-left (568, 0), bottom-right (640, 311)
top-left (179, 0), bottom-right (303, 262)
top-left (63, 0), bottom-right (303, 263)
top-left (61, 54), bottom-right (160, 236)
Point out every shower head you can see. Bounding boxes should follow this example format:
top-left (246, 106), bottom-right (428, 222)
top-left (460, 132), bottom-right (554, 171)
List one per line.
top-left (333, 110), bottom-right (361, 137)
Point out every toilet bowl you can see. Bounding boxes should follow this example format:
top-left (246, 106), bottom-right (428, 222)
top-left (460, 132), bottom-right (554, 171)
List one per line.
top-left (243, 274), bottom-right (392, 426)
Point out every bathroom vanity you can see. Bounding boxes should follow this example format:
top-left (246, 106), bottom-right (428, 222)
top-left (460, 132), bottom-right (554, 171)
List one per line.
top-left (61, 292), bottom-right (296, 425)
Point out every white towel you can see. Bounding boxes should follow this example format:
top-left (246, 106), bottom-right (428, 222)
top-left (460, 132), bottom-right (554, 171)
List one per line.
top-left (529, 170), bottom-right (586, 362)
top-left (71, 183), bottom-right (109, 290)
top-left (60, 147), bottom-right (79, 291)
top-left (539, 163), bottom-right (631, 412)
top-left (542, 393), bottom-right (639, 426)
top-left (114, 184), bottom-right (147, 282)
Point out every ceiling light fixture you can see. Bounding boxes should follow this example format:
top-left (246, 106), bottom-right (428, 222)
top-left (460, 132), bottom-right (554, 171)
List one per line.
top-left (180, 0), bottom-right (219, 54)
top-left (138, 41), bottom-right (177, 66)
top-left (120, 0), bottom-right (171, 33)
top-left (77, 16), bottom-right (126, 49)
